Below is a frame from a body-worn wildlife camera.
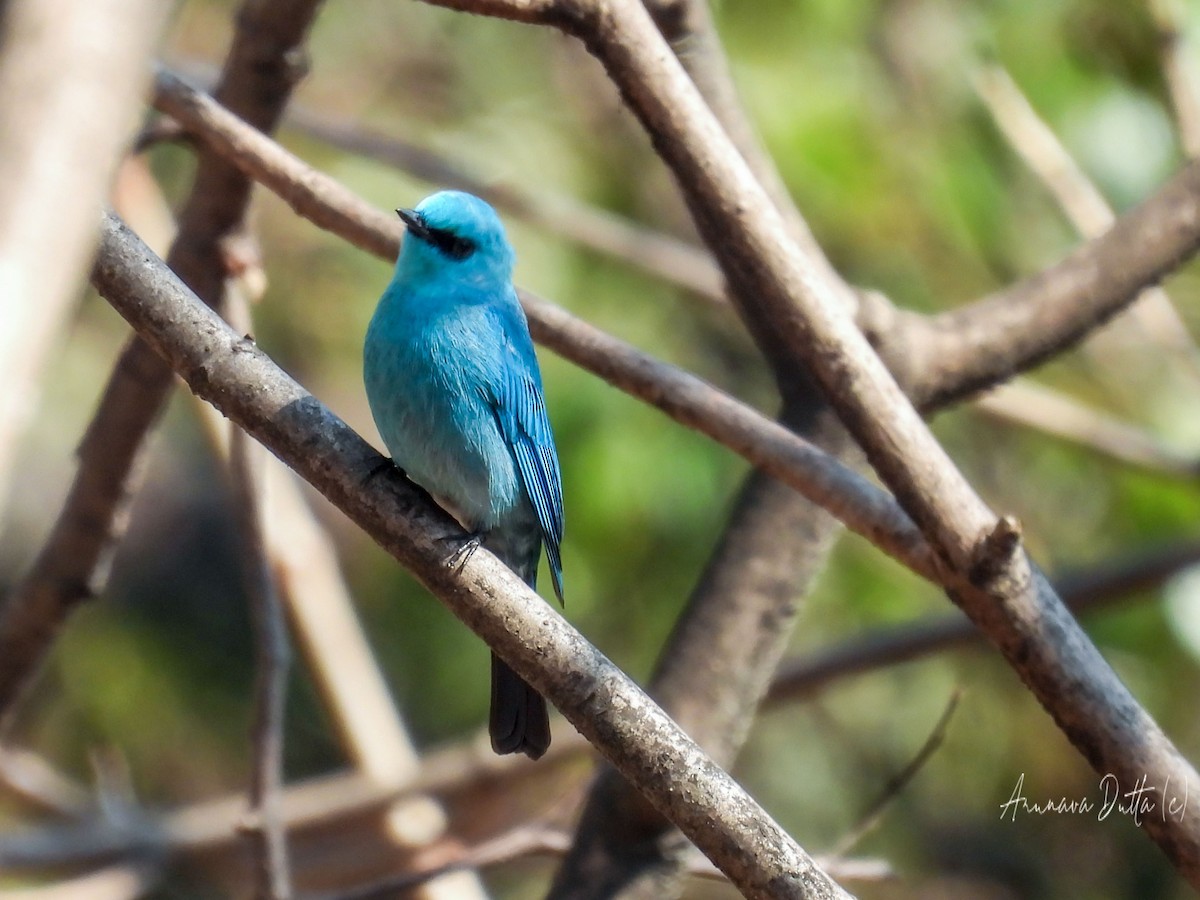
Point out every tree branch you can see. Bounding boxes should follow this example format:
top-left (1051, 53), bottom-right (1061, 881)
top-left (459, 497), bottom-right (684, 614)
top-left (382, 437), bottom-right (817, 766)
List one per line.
top-left (151, 58), bottom-right (1200, 881)
top-left (0, 0), bottom-right (326, 730)
top-left (412, 0), bottom-right (1200, 883)
top-left (150, 67), bottom-right (937, 581)
top-left (0, 0), bottom-right (168, 530)
top-left (767, 538), bottom-right (1200, 703)
top-left (225, 301), bottom-right (293, 899)
top-left (90, 212), bottom-right (853, 900)
top-left (283, 106), bottom-right (725, 303)
top-left (898, 158), bottom-right (1200, 409)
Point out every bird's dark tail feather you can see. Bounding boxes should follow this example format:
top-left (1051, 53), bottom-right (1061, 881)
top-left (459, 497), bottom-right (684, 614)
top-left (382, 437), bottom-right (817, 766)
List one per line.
top-left (490, 653), bottom-right (550, 760)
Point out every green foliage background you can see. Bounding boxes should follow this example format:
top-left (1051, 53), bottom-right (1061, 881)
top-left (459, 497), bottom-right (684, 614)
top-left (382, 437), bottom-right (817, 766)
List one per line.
top-left (3, 0), bottom-right (1200, 896)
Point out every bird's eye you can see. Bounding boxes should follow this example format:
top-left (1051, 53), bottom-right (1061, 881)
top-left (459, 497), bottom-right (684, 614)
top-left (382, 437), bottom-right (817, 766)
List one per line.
top-left (427, 227), bottom-right (476, 261)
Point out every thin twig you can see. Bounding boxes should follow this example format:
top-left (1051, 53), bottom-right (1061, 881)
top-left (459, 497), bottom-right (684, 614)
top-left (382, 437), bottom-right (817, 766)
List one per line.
top-left (0, 745), bottom-right (91, 817)
top-left (0, 732), bottom-right (591, 873)
top-left (972, 62), bottom-right (1200, 384)
top-left (0, 861), bottom-right (161, 900)
top-left (974, 381), bottom-right (1200, 477)
top-left (767, 537), bottom-right (1200, 704)
top-left (314, 824), bottom-right (893, 898)
top-left (831, 690), bottom-right (962, 856)
top-left (284, 107), bottom-right (725, 304)
top-left (1149, 0), bottom-right (1200, 158)
top-left (226, 297), bottom-right (293, 900)
top-left (313, 825), bottom-right (571, 899)
top-left (194, 400), bottom-right (489, 900)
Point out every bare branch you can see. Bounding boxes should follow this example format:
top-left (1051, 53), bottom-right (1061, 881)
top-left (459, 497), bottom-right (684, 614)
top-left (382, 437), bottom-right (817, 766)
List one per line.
top-left (972, 63), bottom-right (1200, 381)
top-left (767, 538), bottom-right (1200, 703)
top-left (0, 746), bottom-right (90, 818)
top-left (90, 212), bottom-right (854, 900)
top-left (899, 158), bottom-right (1200, 409)
top-left (1149, 0), bottom-right (1200, 157)
top-left (0, 731), bottom-right (591, 874)
top-left (831, 690), bottom-right (962, 856)
top-left (975, 381), bottom-right (1200, 478)
top-left (193, 403), bottom-right (490, 900)
top-left (0, 862), bottom-right (161, 900)
top-left (0, 0), bottom-right (167, 528)
top-left (284, 107), bottom-right (725, 303)
top-left (226, 317), bottom-right (293, 898)
top-left (0, 0), bottom-right (326, 730)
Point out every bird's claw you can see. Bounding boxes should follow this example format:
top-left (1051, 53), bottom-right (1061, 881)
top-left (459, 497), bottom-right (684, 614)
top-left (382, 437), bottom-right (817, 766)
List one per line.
top-left (442, 531), bottom-right (484, 573)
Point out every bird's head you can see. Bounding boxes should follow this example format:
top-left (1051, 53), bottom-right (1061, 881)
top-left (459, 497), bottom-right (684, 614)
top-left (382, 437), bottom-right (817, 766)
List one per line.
top-left (394, 191), bottom-right (514, 284)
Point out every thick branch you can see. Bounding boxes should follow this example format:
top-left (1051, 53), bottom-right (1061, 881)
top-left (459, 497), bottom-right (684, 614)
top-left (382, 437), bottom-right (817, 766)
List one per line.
top-left (90, 212), bottom-right (852, 900)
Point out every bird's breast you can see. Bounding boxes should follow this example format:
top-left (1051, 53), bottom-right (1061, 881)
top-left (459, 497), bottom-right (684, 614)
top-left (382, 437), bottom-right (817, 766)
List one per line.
top-left (363, 307), bottom-right (526, 531)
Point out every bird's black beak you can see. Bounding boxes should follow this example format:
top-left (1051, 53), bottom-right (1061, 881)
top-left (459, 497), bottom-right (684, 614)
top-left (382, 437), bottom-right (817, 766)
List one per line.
top-left (396, 208), bottom-right (429, 240)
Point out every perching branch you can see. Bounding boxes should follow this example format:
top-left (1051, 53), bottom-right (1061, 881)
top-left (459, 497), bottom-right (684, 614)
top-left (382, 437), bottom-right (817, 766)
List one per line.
top-left (90, 211), bottom-right (854, 900)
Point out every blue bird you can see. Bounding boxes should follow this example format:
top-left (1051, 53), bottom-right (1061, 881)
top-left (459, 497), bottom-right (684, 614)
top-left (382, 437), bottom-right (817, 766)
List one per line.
top-left (363, 190), bottom-right (564, 760)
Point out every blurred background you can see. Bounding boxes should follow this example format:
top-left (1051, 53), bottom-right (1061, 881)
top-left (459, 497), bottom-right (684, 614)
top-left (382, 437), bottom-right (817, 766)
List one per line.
top-left (2, 0), bottom-right (1200, 897)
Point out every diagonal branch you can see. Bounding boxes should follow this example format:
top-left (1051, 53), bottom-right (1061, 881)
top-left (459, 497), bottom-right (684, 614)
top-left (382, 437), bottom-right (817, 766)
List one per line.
top-left (426, 0), bottom-right (999, 576)
top-left (90, 211), bottom-right (854, 900)
top-left (898, 158), bottom-right (1200, 410)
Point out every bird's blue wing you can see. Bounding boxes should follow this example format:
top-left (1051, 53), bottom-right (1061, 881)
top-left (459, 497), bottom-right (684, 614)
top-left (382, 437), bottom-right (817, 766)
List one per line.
top-left (489, 326), bottom-right (565, 604)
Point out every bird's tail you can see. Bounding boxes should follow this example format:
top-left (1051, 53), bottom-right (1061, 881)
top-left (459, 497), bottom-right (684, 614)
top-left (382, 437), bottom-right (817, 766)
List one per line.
top-left (487, 523), bottom-right (551, 760)
top-left (490, 653), bottom-right (549, 759)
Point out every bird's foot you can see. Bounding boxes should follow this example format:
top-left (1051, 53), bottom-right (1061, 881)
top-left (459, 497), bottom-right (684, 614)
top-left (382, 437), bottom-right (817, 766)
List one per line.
top-left (442, 530), bottom-right (484, 573)
top-left (362, 455), bottom-right (403, 487)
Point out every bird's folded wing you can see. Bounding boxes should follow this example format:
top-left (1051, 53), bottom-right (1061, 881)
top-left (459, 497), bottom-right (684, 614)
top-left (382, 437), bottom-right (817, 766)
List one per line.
top-left (492, 372), bottom-right (565, 604)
